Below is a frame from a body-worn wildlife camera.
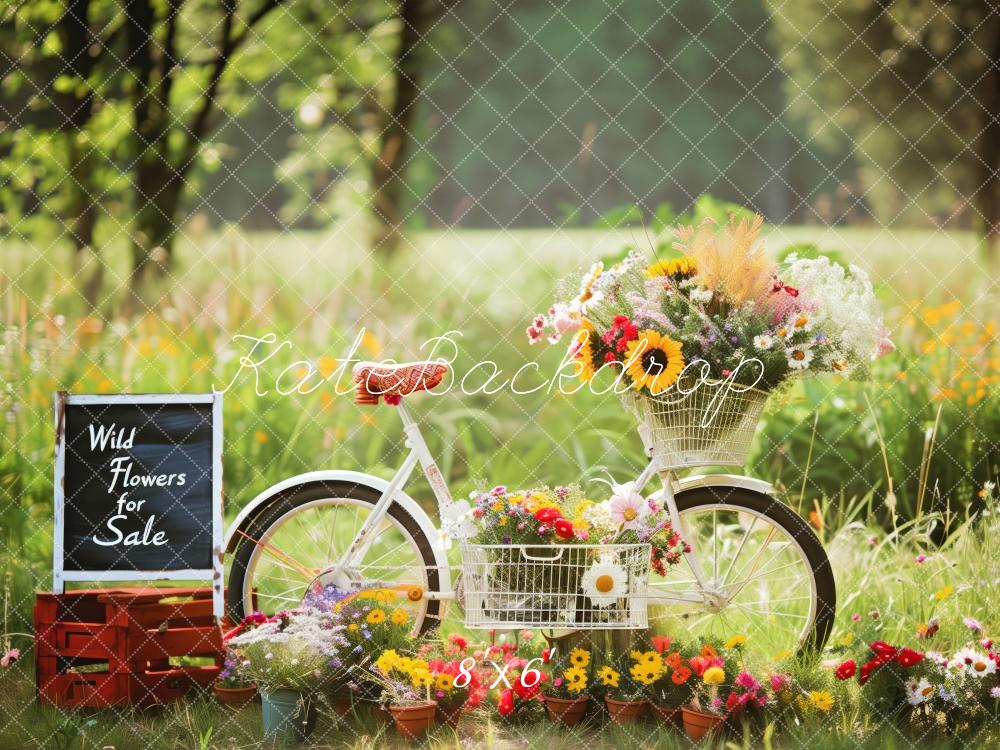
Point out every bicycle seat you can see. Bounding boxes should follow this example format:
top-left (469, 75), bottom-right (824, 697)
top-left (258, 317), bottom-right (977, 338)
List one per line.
top-left (352, 360), bottom-right (449, 405)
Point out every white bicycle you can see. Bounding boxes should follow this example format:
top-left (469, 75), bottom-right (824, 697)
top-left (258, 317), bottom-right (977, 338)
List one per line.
top-left (225, 360), bottom-right (835, 655)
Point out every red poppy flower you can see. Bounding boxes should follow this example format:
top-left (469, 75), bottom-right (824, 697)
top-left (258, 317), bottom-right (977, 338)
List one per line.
top-left (665, 651), bottom-right (682, 669)
top-left (533, 508), bottom-right (561, 524)
top-left (651, 636), bottom-right (672, 653)
top-left (834, 660), bottom-right (856, 680)
top-left (554, 518), bottom-right (574, 539)
top-left (701, 644), bottom-right (718, 660)
top-left (671, 665), bottom-right (692, 684)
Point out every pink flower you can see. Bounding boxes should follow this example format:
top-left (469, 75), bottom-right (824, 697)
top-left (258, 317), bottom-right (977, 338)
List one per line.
top-left (915, 554), bottom-right (926, 563)
top-left (769, 674), bottom-right (789, 692)
top-left (851, 614), bottom-right (861, 622)
top-left (963, 617), bottom-right (984, 633)
top-left (1, 648), bottom-right (19, 668)
top-left (554, 677), bottom-right (563, 687)
top-left (876, 337), bottom-right (895, 358)
top-left (610, 489), bottom-right (647, 525)
top-left (735, 671), bottom-right (760, 691)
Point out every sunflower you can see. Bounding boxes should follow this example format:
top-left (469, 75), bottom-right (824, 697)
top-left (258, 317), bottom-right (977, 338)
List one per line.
top-left (434, 672), bottom-right (454, 691)
top-left (410, 669), bottom-right (434, 688)
top-left (646, 256), bottom-right (697, 279)
top-left (569, 647), bottom-right (591, 669)
top-left (624, 330), bottom-right (685, 395)
top-left (572, 320), bottom-right (599, 383)
top-left (390, 609), bottom-right (409, 626)
top-left (366, 608), bottom-right (386, 624)
top-left (563, 666), bottom-right (588, 694)
top-left (596, 666), bottom-right (620, 688)
top-left (629, 662), bottom-right (660, 685)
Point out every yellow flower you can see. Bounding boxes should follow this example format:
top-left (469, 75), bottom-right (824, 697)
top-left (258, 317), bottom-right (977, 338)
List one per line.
top-left (646, 256), bottom-right (697, 279)
top-left (808, 690), bottom-right (834, 712)
top-left (934, 585), bottom-right (953, 601)
top-left (703, 667), bottom-right (725, 685)
top-left (434, 672), bottom-right (454, 691)
top-left (624, 331), bottom-right (685, 395)
top-left (629, 659), bottom-right (661, 686)
top-left (366, 608), bottom-right (386, 624)
top-left (563, 666), bottom-right (588, 693)
top-left (569, 648), bottom-right (591, 668)
top-left (390, 609), bottom-right (409, 626)
top-left (410, 669), bottom-right (433, 688)
top-left (724, 634), bottom-right (747, 649)
top-left (348, 623), bottom-right (359, 633)
top-left (253, 430), bottom-right (269, 444)
top-left (573, 320), bottom-right (599, 383)
top-left (375, 650), bottom-right (399, 673)
top-left (837, 632), bottom-right (854, 647)
top-left (596, 666), bottom-right (620, 688)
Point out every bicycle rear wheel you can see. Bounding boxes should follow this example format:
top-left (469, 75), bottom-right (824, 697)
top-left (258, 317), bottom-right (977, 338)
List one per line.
top-left (648, 485), bottom-right (836, 656)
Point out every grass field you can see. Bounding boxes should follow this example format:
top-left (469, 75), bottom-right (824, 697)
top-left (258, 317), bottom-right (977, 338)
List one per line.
top-left (1, 226), bottom-right (997, 748)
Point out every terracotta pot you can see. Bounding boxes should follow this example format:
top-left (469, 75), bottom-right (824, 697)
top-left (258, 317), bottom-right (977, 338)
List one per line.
top-left (605, 696), bottom-right (649, 723)
top-left (436, 699), bottom-right (465, 727)
top-left (388, 701), bottom-right (437, 739)
top-left (682, 706), bottom-right (724, 741)
top-left (651, 702), bottom-right (681, 727)
top-left (545, 694), bottom-right (590, 726)
top-left (212, 683), bottom-right (256, 707)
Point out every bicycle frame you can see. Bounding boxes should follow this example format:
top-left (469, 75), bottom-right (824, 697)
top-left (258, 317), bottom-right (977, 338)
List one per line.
top-left (324, 401), bottom-right (714, 607)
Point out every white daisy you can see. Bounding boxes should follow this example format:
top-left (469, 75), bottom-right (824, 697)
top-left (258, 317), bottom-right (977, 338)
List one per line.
top-left (689, 288), bottom-right (714, 304)
top-left (580, 556), bottom-right (628, 608)
top-left (904, 677), bottom-right (934, 706)
top-left (787, 312), bottom-right (815, 333)
top-left (785, 345), bottom-right (814, 370)
top-left (950, 647), bottom-right (996, 677)
top-left (753, 334), bottom-right (774, 350)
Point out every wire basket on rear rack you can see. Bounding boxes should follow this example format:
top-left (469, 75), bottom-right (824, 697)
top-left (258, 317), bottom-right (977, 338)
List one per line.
top-left (622, 382), bottom-right (770, 470)
top-left (460, 543), bottom-right (650, 630)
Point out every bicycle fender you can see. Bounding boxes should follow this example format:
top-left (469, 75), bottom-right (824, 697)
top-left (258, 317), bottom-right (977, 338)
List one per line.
top-left (670, 473), bottom-right (776, 498)
top-left (223, 470), bottom-right (451, 591)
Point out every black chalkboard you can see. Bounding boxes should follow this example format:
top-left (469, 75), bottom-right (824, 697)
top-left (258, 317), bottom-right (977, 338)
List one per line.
top-left (55, 395), bottom-right (221, 577)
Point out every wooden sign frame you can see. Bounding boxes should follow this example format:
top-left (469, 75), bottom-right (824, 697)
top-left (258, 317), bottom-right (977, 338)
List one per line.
top-left (53, 392), bottom-right (224, 620)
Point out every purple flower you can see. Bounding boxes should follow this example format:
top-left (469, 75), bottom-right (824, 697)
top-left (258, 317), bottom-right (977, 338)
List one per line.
top-left (502, 536), bottom-right (511, 544)
top-left (963, 617), bottom-right (984, 633)
top-left (990, 687), bottom-right (1000, 699)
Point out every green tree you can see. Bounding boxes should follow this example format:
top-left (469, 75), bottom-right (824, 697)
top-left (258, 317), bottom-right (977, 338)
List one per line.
top-left (767, 0), bottom-right (999, 250)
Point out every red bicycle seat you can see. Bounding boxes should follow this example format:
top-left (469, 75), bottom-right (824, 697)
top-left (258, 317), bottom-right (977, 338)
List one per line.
top-left (352, 360), bottom-right (449, 405)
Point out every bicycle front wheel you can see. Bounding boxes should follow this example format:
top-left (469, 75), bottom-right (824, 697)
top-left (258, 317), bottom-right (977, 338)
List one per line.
top-left (648, 486), bottom-right (836, 657)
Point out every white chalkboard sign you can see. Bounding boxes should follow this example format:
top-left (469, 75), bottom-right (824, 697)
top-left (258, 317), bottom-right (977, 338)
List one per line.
top-left (53, 393), bottom-right (223, 619)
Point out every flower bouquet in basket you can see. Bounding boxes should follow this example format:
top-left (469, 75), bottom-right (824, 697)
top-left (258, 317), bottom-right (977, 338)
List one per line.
top-left (461, 485), bottom-right (685, 627)
top-left (528, 214), bottom-right (892, 468)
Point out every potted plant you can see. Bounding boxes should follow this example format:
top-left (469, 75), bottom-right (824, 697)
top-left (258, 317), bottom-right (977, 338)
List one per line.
top-left (649, 646), bottom-right (693, 726)
top-left (369, 649), bottom-right (437, 739)
top-left (682, 644), bottom-right (728, 741)
top-left (226, 608), bottom-right (351, 743)
top-left (542, 646), bottom-right (592, 726)
top-left (597, 648), bottom-right (662, 723)
top-left (212, 649), bottom-right (256, 706)
top-left (428, 656), bottom-right (483, 727)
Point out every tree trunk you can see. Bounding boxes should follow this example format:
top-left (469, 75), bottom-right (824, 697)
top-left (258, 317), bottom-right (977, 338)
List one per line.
top-left (370, 0), bottom-right (441, 254)
top-left (126, 164), bottom-right (184, 312)
top-left (66, 134), bottom-right (103, 309)
top-left (976, 19), bottom-right (999, 263)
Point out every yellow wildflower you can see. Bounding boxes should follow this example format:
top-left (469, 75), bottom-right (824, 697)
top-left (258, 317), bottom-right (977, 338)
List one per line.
top-left (366, 608), bottom-right (386, 624)
top-left (390, 609), bottom-right (409, 626)
top-left (724, 634), bottom-right (747, 649)
top-left (808, 690), bottom-right (834, 712)
top-left (934, 585), bottom-right (953, 601)
top-left (703, 667), bottom-right (725, 685)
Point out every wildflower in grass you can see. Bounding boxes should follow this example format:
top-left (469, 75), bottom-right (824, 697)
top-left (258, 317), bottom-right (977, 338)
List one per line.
top-left (365, 608), bottom-right (386, 624)
top-left (963, 616), bottom-right (984, 633)
top-left (915, 554), bottom-right (926, 563)
top-left (934, 585), bottom-right (953, 601)
top-left (253, 430), bottom-right (269, 443)
top-left (808, 690), bottom-right (834, 712)
top-left (725, 634), bottom-right (748, 650)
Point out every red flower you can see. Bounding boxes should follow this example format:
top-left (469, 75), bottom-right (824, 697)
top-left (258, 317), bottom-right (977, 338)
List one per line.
top-left (449, 634), bottom-right (468, 652)
top-left (895, 648), bottom-right (924, 667)
top-left (834, 660), bottom-right (856, 680)
top-left (869, 641), bottom-right (897, 658)
top-left (671, 665), bottom-right (692, 684)
top-left (533, 508), bottom-right (561, 524)
top-left (651, 635), bottom-right (672, 653)
top-left (541, 648), bottom-right (552, 664)
top-left (497, 688), bottom-right (514, 717)
top-left (513, 672), bottom-right (545, 700)
top-left (554, 518), bottom-right (574, 539)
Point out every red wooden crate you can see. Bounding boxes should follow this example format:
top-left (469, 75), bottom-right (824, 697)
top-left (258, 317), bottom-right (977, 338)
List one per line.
top-left (35, 588), bottom-right (225, 708)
